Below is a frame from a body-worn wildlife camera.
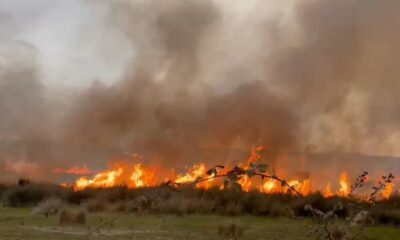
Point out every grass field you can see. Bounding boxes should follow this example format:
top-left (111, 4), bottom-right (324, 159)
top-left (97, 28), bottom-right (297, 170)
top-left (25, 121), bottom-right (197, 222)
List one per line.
top-left (0, 207), bottom-right (400, 240)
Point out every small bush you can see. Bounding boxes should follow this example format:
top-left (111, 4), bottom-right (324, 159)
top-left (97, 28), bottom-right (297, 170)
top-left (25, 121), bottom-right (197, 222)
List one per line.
top-left (3, 186), bottom-right (46, 207)
top-left (84, 198), bottom-right (109, 213)
top-left (2, 185), bottom-right (64, 207)
top-left (59, 209), bottom-right (72, 225)
top-left (151, 195), bottom-right (215, 215)
top-left (18, 179), bottom-right (31, 186)
top-left (330, 224), bottom-right (346, 240)
top-left (370, 208), bottom-right (400, 226)
top-left (222, 202), bottom-right (243, 216)
top-left (33, 198), bottom-right (63, 217)
top-left (59, 209), bottom-right (86, 225)
top-left (75, 211), bottom-right (87, 225)
top-left (218, 222), bottom-right (245, 239)
top-left (110, 201), bottom-right (130, 212)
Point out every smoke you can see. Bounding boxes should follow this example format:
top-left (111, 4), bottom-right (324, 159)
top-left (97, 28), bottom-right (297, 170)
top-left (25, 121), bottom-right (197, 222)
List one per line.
top-left (268, 0), bottom-right (400, 156)
top-left (1, 0), bottom-right (400, 181)
top-left (0, 23), bottom-right (53, 180)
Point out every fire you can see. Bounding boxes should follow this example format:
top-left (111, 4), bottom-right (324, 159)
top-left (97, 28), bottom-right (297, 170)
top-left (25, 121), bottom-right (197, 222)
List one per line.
top-left (382, 183), bottom-right (395, 199)
top-left (53, 166), bottom-right (93, 175)
top-left (129, 164), bottom-right (157, 188)
top-left (323, 182), bottom-right (333, 198)
top-left (339, 172), bottom-right (350, 196)
top-left (72, 162), bottom-right (157, 191)
top-left (260, 180), bottom-right (277, 193)
top-left (238, 175), bottom-right (252, 192)
top-left (247, 146), bottom-right (264, 163)
top-left (175, 164), bottom-right (207, 184)
top-left (286, 179), bottom-right (311, 195)
top-left (74, 168), bottom-right (123, 191)
top-left (64, 148), bottom-right (395, 199)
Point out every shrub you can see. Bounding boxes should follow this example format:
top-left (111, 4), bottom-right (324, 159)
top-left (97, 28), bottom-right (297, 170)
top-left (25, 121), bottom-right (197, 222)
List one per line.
top-left (3, 186), bottom-right (46, 207)
top-left (151, 195), bottom-right (215, 215)
top-left (217, 222), bottom-right (245, 239)
top-left (33, 198), bottom-right (63, 217)
top-left (370, 208), bottom-right (400, 226)
top-left (18, 179), bottom-right (31, 186)
top-left (2, 184), bottom-right (64, 207)
top-left (84, 198), bottom-right (109, 213)
top-left (59, 209), bottom-right (72, 225)
top-left (59, 209), bottom-right (86, 225)
top-left (222, 202), bottom-right (243, 216)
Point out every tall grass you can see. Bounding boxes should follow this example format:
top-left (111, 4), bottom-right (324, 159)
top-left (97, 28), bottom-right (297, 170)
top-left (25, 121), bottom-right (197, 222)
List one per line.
top-left (2, 183), bottom-right (399, 225)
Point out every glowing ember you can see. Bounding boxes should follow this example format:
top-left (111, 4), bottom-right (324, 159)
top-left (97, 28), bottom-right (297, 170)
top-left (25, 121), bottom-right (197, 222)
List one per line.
top-left (260, 180), bottom-right (277, 194)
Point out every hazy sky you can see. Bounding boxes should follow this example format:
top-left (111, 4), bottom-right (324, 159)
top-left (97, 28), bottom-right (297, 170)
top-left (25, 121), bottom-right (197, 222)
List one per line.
top-left (0, 0), bottom-right (133, 88)
top-left (0, 0), bottom-right (291, 89)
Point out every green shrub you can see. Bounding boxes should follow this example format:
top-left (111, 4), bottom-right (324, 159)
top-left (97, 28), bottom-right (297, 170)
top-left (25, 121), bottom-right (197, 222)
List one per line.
top-left (2, 184), bottom-right (64, 207)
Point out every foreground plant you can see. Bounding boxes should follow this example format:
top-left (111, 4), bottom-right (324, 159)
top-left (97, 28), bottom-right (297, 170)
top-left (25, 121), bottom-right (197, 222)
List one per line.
top-left (305, 172), bottom-right (395, 240)
top-left (82, 148), bottom-right (394, 239)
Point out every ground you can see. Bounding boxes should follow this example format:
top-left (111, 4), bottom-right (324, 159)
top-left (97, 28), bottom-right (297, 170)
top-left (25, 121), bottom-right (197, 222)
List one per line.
top-left (0, 207), bottom-right (399, 240)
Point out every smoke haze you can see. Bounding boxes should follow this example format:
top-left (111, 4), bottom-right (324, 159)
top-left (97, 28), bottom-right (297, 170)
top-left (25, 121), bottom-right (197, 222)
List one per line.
top-left (0, 0), bottom-right (399, 183)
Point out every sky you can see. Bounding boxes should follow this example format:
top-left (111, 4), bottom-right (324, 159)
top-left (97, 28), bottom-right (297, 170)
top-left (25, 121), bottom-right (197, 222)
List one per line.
top-left (0, 0), bottom-right (133, 88)
top-left (0, 0), bottom-right (291, 89)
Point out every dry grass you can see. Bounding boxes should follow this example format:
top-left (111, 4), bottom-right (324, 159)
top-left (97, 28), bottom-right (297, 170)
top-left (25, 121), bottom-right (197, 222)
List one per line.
top-left (1, 184), bottom-right (400, 226)
top-left (84, 198), bottom-right (109, 213)
top-left (32, 198), bottom-right (63, 217)
top-left (59, 209), bottom-right (87, 226)
top-left (217, 222), bottom-right (245, 239)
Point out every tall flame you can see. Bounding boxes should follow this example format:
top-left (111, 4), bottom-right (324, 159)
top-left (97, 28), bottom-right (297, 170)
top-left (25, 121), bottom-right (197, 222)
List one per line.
top-left (338, 172), bottom-right (350, 196)
top-left (323, 182), bottom-right (333, 198)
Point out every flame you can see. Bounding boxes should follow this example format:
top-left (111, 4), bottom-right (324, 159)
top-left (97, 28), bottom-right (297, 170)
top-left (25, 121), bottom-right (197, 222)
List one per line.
top-left (65, 148), bottom-right (392, 199)
top-left (323, 182), bottom-right (333, 198)
top-left (175, 164), bottom-right (206, 184)
top-left (129, 163), bottom-right (157, 188)
top-left (74, 168), bottom-right (123, 191)
top-left (247, 146), bottom-right (264, 163)
top-left (382, 183), bottom-right (395, 199)
top-left (53, 166), bottom-right (93, 175)
top-left (339, 172), bottom-right (350, 196)
top-left (260, 180), bottom-right (277, 194)
top-left (238, 175), bottom-right (252, 192)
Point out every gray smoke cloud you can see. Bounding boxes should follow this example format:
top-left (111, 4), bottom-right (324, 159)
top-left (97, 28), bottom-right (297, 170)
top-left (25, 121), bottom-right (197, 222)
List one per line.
top-left (1, 0), bottom-right (400, 183)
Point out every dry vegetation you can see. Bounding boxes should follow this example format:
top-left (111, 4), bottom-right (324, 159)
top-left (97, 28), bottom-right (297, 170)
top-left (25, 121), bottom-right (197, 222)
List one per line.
top-left (0, 166), bottom-right (398, 240)
top-left (1, 183), bottom-right (399, 225)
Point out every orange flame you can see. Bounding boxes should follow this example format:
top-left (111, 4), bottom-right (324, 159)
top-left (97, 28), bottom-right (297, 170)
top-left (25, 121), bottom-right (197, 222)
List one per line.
top-left (53, 166), bottom-right (93, 175)
top-left (338, 172), bottom-right (350, 196)
top-left (64, 148), bottom-right (391, 200)
top-left (129, 163), bottom-right (157, 188)
top-left (382, 183), bottom-right (394, 199)
top-left (260, 180), bottom-right (277, 194)
top-left (175, 164), bottom-right (207, 184)
top-left (323, 182), bottom-right (333, 198)
top-left (74, 168), bottom-right (123, 191)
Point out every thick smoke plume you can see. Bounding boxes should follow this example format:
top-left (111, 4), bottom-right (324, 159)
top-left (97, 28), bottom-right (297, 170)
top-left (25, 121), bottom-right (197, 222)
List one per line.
top-left (0, 0), bottom-right (400, 182)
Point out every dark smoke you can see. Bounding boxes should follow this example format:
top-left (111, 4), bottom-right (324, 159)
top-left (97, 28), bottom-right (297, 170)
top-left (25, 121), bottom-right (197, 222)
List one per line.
top-left (61, 0), bottom-right (294, 167)
top-left (1, 0), bottom-right (400, 182)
